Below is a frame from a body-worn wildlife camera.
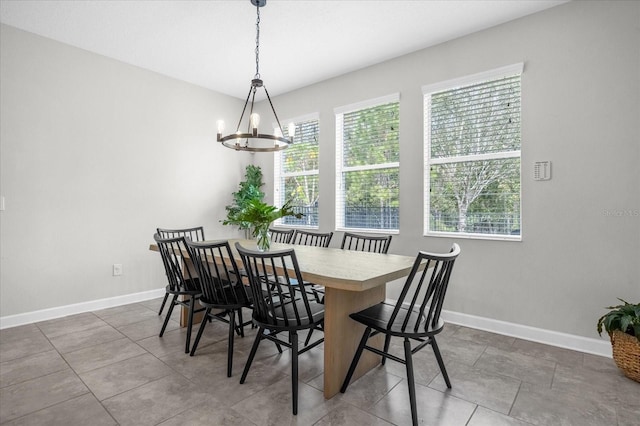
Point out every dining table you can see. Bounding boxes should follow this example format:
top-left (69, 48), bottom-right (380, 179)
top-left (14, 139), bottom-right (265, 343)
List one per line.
top-left (149, 237), bottom-right (422, 398)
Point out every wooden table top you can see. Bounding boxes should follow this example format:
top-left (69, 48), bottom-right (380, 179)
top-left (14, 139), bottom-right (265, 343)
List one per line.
top-left (150, 238), bottom-right (420, 292)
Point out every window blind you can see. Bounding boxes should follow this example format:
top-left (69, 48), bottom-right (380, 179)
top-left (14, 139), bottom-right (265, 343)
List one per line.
top-left (424, 66), bottom-right (522, 239)
top-left (274, 116), bottom-right (319, 227)
top-left (336, 96), bottom-right (400, 231)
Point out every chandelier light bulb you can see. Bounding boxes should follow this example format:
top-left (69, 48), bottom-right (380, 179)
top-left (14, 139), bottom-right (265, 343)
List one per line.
top-left (250, 113), bottom-right (260, 135)
top-left (288, 122), bottom-right (296, 138)
top-left (217, 120), bottom-right (225, 135)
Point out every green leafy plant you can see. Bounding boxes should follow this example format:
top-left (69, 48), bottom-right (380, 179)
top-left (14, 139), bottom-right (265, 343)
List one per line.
top-left (223, 199), bottom-right (303, 250)
top-left (225, 165), bottom-right (265, 230)
top-left (597, 298), bottom-right (640, 341)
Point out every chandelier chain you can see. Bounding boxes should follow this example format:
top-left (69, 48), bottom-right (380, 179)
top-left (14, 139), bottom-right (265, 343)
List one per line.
top-left (255, 3), bottom-right (260, 79)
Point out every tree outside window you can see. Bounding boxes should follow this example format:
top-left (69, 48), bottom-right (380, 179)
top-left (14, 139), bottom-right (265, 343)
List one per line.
top-left (424, 65), bottom-right (522, 239)
top-left (274, 115), bottom-right (319, 227)
top-left (336, 95), bottom-right (400, 231)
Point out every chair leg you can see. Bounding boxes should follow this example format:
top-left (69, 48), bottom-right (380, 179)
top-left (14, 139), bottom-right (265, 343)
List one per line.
top-left (158, 292), bottom-right (169, 315)
top-left (404, 338), bottom-right (419, 426)
top-left (381, 334), bottom-right (391, 365)
top-left (159, 294), bottom-right (178, 337)
top-left (291, 331), bottom-right (299, 415)
top-left (185, 296), bottom-right (196, 354)
top-left (340, 326), bottom-right (371, 393)
top-left (237, 309), bottom-right (245, 337)
top-left (227, 310), bottom-right (236, 378)
top-left (304, 328), bottom-right (314, 346)
top-left (189, 308), bottom-right (211, 356)
top-left (240, 327), bottom-right (264, 384)
top-left (430, 336), bottom-right (451, 388)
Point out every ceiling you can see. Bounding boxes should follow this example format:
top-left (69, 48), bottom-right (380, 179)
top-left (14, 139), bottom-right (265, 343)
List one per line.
top-left (0, 0), bottom-right (567, 100)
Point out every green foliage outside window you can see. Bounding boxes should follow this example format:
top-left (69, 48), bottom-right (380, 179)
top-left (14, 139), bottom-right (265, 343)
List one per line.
top-left (340, 102), bottom-right (400, 230)
top-left (428, 74), bottom-right (521, 236)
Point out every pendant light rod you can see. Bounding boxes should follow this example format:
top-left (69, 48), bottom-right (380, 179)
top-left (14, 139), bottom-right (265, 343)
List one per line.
top-left (216, 0), bottom-right (293, 152)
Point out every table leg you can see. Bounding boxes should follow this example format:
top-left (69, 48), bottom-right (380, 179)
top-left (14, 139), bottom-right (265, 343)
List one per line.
top-left (323, 284), bottom-right (386, 398)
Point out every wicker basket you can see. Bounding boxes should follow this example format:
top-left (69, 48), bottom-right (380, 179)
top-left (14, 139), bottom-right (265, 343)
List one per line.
top-left (610, 330), bottom-right (640, 382)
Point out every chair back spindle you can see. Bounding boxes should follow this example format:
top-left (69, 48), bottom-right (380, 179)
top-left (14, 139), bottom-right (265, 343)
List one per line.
top-left (388, 244), bottom-right (460, 334)
top-left (154, 234), bottom-right (199, 292)
top-left (157, 226), bottom-right (205, 242)
top-left (186, 240), bottom-right (249, 308)
top-left (235, 243), bottom-right (321, 330)
top-left (291, 230), bottom-right (333, 248)
top-left (340, 232), bottom-right (392, 254)
top-left (269, 228), bottom-right (295, 244)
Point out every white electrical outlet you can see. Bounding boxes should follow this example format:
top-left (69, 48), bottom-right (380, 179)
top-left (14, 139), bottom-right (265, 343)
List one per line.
top-left (112, 264), bottom-right (123, 276)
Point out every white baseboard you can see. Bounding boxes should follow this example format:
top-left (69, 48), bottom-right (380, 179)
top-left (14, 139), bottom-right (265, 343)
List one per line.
top-left (0, 292), bottom-right (612, 358)
top-left (441, 309), bottom-right (612, 358)
top-left (0, 288), bottom-right (166, 330)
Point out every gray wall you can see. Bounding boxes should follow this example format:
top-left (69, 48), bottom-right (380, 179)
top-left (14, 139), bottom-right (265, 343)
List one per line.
top-left (1, 1), bottom-right (638, 343)
top-left (254, 0), bottom-right (640, 340)
top-left (0, 24), bottom-right (249, 317)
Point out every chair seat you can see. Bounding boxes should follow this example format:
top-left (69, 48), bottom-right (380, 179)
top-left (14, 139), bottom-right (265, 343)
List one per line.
top-left (266, 299), bottom-right (324, 329)
top-left (350, 301), bottom-right (444, 338)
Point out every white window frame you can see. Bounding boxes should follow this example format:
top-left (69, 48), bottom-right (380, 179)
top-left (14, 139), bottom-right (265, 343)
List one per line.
top-left (423, 63), bottom-right (523, 241)
top-left (273, 112), bottom-right (320, 228)
top-left (335, 93), bottom-right (400, 233)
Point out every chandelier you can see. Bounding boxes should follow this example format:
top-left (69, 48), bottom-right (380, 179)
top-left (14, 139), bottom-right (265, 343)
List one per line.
top-left (217, 0), bottom-right (294, 152)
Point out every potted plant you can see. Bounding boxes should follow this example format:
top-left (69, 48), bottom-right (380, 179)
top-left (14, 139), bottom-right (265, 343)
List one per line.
top-left (225, 165), bottom-right (265, 236)
top-left (597, 298), bottom-right (640, 382)
top-left (223, 198), bottom-right (302, 251)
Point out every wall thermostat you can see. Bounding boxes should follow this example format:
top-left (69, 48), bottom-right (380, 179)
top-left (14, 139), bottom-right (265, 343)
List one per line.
top-left (534, 161), bottom-right (551, 181)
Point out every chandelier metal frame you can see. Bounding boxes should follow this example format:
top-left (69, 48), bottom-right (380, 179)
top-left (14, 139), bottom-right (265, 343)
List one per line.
top-left (217, 0), bottom-right (292, 152)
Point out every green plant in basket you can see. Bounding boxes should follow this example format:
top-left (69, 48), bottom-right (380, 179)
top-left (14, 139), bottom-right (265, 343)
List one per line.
top-left (222, 199), bottom-right (302, 251)
top-left (597, 298), bottom-right (640, 341)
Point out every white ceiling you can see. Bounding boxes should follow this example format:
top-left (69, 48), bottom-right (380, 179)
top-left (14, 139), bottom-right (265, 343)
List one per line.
top-left (0, 0), bottom-right (567, 100)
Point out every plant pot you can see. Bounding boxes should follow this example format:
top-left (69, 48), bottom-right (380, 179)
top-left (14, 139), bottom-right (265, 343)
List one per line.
top-left (610, 330), bottom-right (640, 382)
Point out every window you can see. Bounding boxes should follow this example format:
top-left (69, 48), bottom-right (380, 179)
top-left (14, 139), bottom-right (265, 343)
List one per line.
top-left (274, 114), bottom-right (319, 227)
top-left (335, 94), bottom-right (400, 232)
top-left (424, 64), bottom-right (523, 240)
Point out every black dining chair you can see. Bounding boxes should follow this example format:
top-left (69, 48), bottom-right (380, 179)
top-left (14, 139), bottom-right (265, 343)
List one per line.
top-left (185, 239), bottom-right (253, 376)
top-left (156, 226), bottom-right (206, 316)
top-left (340, 232), bottom-right (392, 254)
top-left (235, 242), bottom-right (324, 416)
top-left (289, 229), bottom-right (333, 323)
top-left (340, 244), bottom-right (461, 426)
top-left (304, 231), bottom-right (395, 344)
top-left (153, 233), bottom-right (205, 354)
top-left (291, 229), bottom-right (333, 247)
top-left (269, 228), bottom-right (295, 243)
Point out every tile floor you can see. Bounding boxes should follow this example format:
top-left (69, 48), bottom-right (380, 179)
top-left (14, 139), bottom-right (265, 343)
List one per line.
top-left (1, 298), bottom-right (638, 425)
